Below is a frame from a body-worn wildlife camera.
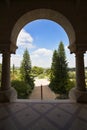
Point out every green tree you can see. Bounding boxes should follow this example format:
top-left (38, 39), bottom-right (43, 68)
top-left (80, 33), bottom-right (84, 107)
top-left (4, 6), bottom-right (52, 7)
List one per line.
top-left (44, 68), bottom-right (51, 78)
top-left (12, 64), bottom-right (15, 79)
top-left (20, 48), bottom-right (34, 89)
top-left (31, 66), bottom-right (44, 77)
top-left (50, 50), bottom-right (58, 80)
top-left (49, 42), bottom-right (69, 94)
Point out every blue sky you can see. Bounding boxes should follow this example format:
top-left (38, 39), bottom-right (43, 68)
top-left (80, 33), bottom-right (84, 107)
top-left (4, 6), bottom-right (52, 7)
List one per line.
top-left (11, 19), bottom-right (76, 68)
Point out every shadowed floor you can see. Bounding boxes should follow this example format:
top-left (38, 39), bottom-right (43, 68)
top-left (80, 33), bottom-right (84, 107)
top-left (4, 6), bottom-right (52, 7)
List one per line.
top-left (0, 100), bottom-right (87, 130)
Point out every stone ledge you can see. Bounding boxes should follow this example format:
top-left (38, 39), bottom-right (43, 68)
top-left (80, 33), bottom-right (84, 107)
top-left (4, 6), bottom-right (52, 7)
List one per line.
top-left (69, 87), bottom-right (87, 103)
top-left (0, 87), bottom-right (17, 102)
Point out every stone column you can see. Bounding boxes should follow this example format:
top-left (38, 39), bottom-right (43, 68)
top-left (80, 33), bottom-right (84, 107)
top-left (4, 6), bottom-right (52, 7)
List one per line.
top-left (69, 51), bottom-right (87, 103)
top-left (75, 51), bottom-right (86, 91)
top-left (1, 52), bottom-right (11, 90)
top-left (0, 51), bottom-right (17, 102)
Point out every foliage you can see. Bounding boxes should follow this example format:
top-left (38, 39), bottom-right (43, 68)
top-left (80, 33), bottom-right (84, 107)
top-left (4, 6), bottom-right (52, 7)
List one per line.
top-left (50, 50), bottom-right (58, 80)
top-left (66, 79), bottom-right (75, 93)
top-left (11, 49), bottom-right (34, 99)
top-left (49, 41), bottom-right (70, 94)
top-left (68, 67), bottom-right (76, 71)
top-left (11, 67), bottom-right (21, 81)
top-left (68, 71), bottom-right (76, 79)
top-left (55, 79), bottom-right (75, 99)
top-left (20, 49), bottom-right (31, 81)
top-left (20, 48), bottom-right (34, 89)
top-left (38, 74), bottom-right (45, 79)
top-left (11, 80), bottom-right (32, 99)
top-left (45, 68), bottom-right (51, 77)
top-left (11, 64), bottom-right (16, 80)
top-left (0, 63), bottom-right (2, 72)
top-left (31, 66), bottom-right (51, 79)
top-left (31, 66), bottom-right (44, 77)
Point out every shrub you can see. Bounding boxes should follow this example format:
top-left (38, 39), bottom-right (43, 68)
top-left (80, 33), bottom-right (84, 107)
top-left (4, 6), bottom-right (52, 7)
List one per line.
top-left (38, 74), bottom-right (45, 79)
top-left (55, 94), bottom-right (68, 99)
top-left (11, 80), bottom-right (33, 99)
top-left (50, 79), bottom-right (75, 99)
top-left (66, 79), bottom-right (75, 94)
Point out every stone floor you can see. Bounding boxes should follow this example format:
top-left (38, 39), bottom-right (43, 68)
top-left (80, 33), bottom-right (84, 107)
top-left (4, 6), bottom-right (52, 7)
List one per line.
top-left (0, 100), bottom-right (87, 130)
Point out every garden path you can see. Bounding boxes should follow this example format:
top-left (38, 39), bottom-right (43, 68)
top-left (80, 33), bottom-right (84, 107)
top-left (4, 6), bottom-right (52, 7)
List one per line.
top-left (29, 78), bottom-right (56, 100)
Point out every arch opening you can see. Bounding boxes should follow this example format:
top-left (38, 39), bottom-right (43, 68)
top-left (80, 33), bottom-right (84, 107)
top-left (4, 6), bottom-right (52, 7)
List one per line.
top-left (11, 9), bottom-right (76, 50)
top-left (10, 19), bottom-right (76, 99)
top-left (10, 9), bottom-right (76, 100)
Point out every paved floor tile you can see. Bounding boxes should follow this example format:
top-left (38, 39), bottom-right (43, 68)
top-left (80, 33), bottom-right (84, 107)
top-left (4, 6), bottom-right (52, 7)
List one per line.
top-left (15, 107), bottom-right (40, 127)
top-left (32, 103), bottom-right (53, 113)
top-left (30, 118), bottom-right (59, 130)
top-left (0, 102), bottom-right (87, 130)
top-left (46, 107), bottom-right (72, 128)
top-left (78, 108), bottom-right (87, 121)
top-left (7, 103), bottom-right (27, 113)
top-left (0, 107), bottom-right (9, 119)
top-left (0, 117), bottom-right (18, 130)
top-left (69, 118), bottom-right (87, 130)
top-left (58, 103), bottom-right (78, 114)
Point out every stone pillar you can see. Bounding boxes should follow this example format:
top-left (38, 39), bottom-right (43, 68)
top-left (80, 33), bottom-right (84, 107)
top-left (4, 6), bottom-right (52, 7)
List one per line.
top-left (1, 52), bottom-right (11, 90)
top-left (69, 51), bottom-right (87, 103)
top-left (76, 51), bottom-right (86, 91)
top-left (0, 51), bottom-right (17, 102)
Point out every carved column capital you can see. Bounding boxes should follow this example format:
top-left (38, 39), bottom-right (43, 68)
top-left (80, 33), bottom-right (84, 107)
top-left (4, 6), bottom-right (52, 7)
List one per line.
top-left (68, 43), bottom-right (76, 53)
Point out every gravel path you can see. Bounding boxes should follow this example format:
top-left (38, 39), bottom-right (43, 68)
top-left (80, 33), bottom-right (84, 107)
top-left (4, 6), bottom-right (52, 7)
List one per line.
top-left (29, 78), bottom-right (56, 100)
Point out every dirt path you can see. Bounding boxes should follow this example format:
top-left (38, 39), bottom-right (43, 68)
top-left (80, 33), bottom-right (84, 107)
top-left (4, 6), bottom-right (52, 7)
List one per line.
top-left (29, 79), bottom-right (56, 100)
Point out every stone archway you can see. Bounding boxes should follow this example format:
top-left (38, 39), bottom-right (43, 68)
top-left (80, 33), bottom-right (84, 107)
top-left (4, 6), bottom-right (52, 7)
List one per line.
top-left (10, 9), bottom-right (76, 100)
top-left (0, 1), bottom-right (87, 103)
top-left (10, 8), bottom-right (78, 102)
top-left (11, 9), bottom-right (76, 51)
top-left (1, 8), bottom-right (87, 103)
top-left (11, 9), bottom-right (87, 103)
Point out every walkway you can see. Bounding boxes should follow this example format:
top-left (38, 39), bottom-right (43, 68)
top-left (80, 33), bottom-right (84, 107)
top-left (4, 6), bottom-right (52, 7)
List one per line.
top-left (0, 101), bottom-right (87, 130)
top-left (29, 85), bottom-right (56, 100)
top-left (29, 78), bottom-right (56, 100)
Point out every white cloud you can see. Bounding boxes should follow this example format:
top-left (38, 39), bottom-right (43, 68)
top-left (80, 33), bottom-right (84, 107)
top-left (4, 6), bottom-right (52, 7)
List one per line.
top-left (65, 46), bottom-right (75, 68)
top-left (84, 53), bottom-right (87, 67)
top-left (31, 48), bottom-right (53, 68)
top-left (65, 45), bottom-right (69, 51)
top-left (17, 29), bottom-right (35, 49)
top-left (67, 54), bottom-right (75, 68)
top-left (11, 54), bottom-right (22, 67)
top-left (32, 48), bottom-right (53, 56)
top-left (11, 47), bottom-right (76, 68)
top-left (11, 28), bottom-right (76, 68)
top-left (11, 48), bottom-right (53, 68)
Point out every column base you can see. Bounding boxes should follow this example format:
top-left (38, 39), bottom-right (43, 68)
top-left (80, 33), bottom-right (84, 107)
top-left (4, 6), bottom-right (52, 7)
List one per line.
top-left (0, 87), bottom-right (17, 102)
top-left (69, 87), bottom-right (87, 103)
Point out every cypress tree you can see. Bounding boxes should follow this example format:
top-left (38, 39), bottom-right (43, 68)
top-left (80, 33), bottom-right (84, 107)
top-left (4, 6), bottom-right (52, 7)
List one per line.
top-left (50, 50), bottom-right (58, 80)
top-left (20, 48), bottom-right (34, 89)
top-left (58, 42), bottom-right (69, 93)
top-left (49, 42), bottom-right (69, 94)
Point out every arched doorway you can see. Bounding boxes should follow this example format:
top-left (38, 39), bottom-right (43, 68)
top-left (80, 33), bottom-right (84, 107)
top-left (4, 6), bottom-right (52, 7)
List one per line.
top-left (10, 9), bottom-right (76, 100)
top-left (13, 18), bottom-right (72, 100)
top-left (1, 8), bottom-right (87, 103)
